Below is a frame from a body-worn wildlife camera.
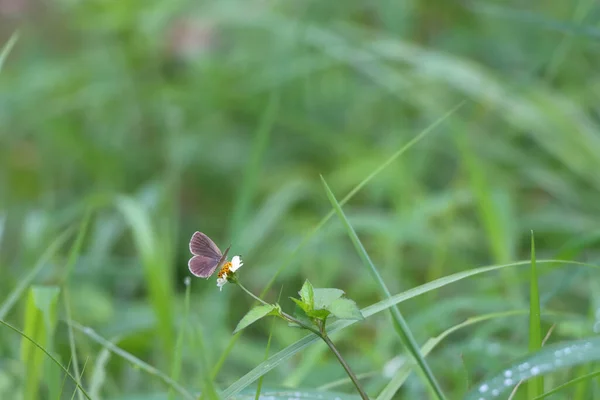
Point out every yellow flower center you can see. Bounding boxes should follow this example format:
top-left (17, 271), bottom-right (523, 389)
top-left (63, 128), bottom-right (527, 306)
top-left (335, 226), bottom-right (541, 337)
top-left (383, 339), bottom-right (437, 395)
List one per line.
top-left (217, 261), bottom-right (232, 279)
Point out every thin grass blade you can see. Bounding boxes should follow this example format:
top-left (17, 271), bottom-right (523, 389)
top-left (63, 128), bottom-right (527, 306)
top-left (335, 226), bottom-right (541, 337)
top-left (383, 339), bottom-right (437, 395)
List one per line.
top-left (377, 310), bottom-right (527, 400)
top-left (68, 320), bottom-right (195, 400)
top-left (0, 226), bottom-right (75, 319)
top-left (0, 31), bottom-right (18, 72)
top-left (528, 231), bottom-right (543, 398)
top-left (169, 277), bottom-right (192, 400)
top-left (320, 176), bottom-right (446, 400)
top-left (466, 336), bottom-right (600, 399)
top-left (0, 319), bottom-right (92, 400)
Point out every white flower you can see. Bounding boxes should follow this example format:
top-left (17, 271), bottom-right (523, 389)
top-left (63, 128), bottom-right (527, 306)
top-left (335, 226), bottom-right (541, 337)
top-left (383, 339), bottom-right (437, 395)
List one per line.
top-left (216, 255), bottom-right (243, 291)
top-left (231, 255), bottom-right (243, 272)
top-left (217, 276), bottom-right (228, 291)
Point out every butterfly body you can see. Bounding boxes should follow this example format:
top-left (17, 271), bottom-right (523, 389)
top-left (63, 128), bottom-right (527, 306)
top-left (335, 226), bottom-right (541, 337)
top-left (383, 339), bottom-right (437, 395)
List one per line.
top-left (188, 231), bottom-right (231, 278)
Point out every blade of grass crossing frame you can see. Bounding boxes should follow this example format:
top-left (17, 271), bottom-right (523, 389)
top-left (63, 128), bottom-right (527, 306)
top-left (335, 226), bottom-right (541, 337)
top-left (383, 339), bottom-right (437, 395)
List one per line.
top-left (221, 259), bottom-right (598, 398)
top-left (68, 320), bottom-right (195, 400)
top-left (169, 277), bottom-right (192, 400)
top-left (211, 101), bottom-right (466, 379)
top-left (0, 319), bottom-right (92, 399)
top-left (377, 310), bottom-right (526, 400)
top-left (0, 31), bottom-right (18, 72)
top-left (62, 208), bottom-right (92, 400)
top-left (534, 369), bottom-right (600, 399)
top-left (528, 231), bottom-right (543, 398)
top-left (320, 176), bottom-right (446, 400)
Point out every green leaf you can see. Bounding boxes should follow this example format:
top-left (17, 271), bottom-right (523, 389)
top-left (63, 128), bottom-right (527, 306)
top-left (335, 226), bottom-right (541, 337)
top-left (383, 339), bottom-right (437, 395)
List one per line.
top-left (313, 288), bottom-right (345, 310)
top-left (234, 305), bottom-right (277, 334)
top-left (327, 298), bottom-right (363, 321)
top-left (299, 280), bottom-right (314, 310)
top-left (290, 297), bottom-right (311, 313)
top-left (306, 308), bottom-right (331, 320)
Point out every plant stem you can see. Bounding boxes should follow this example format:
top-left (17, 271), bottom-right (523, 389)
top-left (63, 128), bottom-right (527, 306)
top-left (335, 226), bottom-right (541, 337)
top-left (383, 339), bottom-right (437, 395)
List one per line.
top-left (234, 279), bottom-right (370, 400)
top-left (235, 281), bottom-right (269, 306)
top-left (320, 332), bottom-right (370, 400)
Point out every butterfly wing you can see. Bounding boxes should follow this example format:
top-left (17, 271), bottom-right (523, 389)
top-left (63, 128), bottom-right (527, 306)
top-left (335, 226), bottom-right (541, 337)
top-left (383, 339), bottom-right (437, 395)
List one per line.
top-left (189, 231), bottom-right (222, 259)
top-left (188, 255), bottom-right (220, 278)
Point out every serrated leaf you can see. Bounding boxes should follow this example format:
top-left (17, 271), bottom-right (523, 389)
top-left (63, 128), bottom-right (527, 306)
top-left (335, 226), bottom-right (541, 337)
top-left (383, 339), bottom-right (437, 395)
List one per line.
top-left (290, 297), bottom-right (311, 313)
top-left (327, 298), bottom-right (363, 321)
top-left (299, 280), bottom-right (314, 310)
top-left (234, 305), bottom-right (276, 334)
top-left (313, 288), bottom-right (345, 310)
top-left (306, 308), bottom-right (331, 320)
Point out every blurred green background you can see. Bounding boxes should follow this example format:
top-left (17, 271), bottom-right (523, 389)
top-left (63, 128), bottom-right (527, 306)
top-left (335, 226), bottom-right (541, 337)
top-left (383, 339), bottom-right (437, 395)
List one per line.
top-left (1, 0), bottom-right (600, 399)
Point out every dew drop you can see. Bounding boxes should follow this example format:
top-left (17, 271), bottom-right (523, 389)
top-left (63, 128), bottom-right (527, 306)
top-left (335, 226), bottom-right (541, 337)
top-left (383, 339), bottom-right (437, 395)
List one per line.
top-left (564, 347), bottom-right (572, 355)
top-left (184, 276), bottom-right (191, 286)
top-left (504, 378), bottom-right (513, 386)
top-left (491, 388), bottom-right (500, 397)
top-left (554, 350), bottom-right (562, 357)
top-left (504, 370), bottom-right (512, 378)
top-left (530, 366), bottom-right (541, 376)
top-left (479, 384), bottom-right (489, 393)
top-left (83, 327), bottom-right (94, 335)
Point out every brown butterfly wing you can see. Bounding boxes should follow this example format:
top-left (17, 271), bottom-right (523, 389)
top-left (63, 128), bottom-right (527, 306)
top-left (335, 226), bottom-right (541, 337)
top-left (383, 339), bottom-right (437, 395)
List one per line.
top-left (189, 231), bottom-right (222, 259)
top-left (188, 255), bottom-right (220, 278)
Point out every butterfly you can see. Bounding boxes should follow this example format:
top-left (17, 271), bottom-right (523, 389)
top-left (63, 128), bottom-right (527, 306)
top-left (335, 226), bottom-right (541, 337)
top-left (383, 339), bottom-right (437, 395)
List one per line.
top-left (188, 231), bottom-right (231, 278)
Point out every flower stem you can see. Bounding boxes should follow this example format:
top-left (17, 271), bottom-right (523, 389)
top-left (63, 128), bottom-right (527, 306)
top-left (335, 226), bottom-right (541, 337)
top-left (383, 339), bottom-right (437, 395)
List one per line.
top-left (234, 280), bottom-right (369, 399)
top-left (235, 281), bottom-right (270, 306)
top-left (320, 332), bottom-right (370, 400)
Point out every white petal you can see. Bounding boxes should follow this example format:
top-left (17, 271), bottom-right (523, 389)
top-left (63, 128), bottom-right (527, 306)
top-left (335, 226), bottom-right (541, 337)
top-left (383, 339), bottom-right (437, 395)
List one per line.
top-left (217, 276), bottom-right (228, 291)
top-left (231, 255), bottom-right (243, 272)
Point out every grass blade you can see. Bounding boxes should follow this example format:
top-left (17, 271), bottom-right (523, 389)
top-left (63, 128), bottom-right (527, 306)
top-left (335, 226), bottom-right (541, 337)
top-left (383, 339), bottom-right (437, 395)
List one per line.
top-left (229, 92), bottom-right (278, 241)
top-left (377, 310), bottom-right (527, 400)
top-left (0, 31), bottom-right (18, 72)
top-left (534, 369), bottom-right (600, 399)
top-left (21, 286), bottom-right (61, 400)
top-left (169, 277), bottom-right (192, 400)
top-left (0, 226), bottom-right (74, 320)
top-left (466, 336), bottom-right (600, 399)
top-left (222, 259), bottom-right (593, 398)
top-left (116, 196), bottom-right (175, 363)
top-left (528, 231), bottom-right (543, 398)
top-left (68, 320), bottom-right (195, 400)
top-left (0, 319), bottom-right (92, 400)
top-left (62, 208), bottom-right (92, 400)
top-left (320, 176), bottom-right (446, 400)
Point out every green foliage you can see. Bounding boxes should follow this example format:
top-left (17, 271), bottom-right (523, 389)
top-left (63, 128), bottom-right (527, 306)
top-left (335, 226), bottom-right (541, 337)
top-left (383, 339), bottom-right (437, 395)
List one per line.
top-left (21, 286), bottom-right (61, 400)
top-left (234, 305), bottom-right (279, 334)
top-left (291, 280), bottom-right (363, 326)
top-left (2, 1), bottom-right (600, 399)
